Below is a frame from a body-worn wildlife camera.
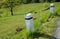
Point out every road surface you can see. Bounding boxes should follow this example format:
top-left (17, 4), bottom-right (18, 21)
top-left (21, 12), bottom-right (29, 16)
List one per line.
top-left (54, 18), bottom-right (60, 39)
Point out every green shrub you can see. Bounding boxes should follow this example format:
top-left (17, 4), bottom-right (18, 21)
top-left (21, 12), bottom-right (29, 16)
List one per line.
top-left (51, 0), bottom-right (56, 2)
top-left (39, 0), bottom-right (45, 3)
top-left (22, 0), bottom-right (32, 4)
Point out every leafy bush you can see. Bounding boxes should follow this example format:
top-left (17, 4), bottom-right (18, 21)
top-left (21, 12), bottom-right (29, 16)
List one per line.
top-left (39, 0), bottom-right (45, 3)
top-left (51, 0), bottom-right (56, 2)
top-left (22, 0), bottom-right (32, 4)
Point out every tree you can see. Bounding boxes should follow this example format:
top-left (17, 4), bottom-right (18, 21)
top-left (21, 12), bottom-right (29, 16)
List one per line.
top-left (0, 0), bottom-right (4, 9)
top-left (56, 0), bottom-right (60, 2)
top-left (48, 0), bottom-right (56, 2)
top-left (32, 0), bottom-right (40, 3)
top-left (22, 0), bottom-right (32, 4)
top-left (3, 0), bottom-right (21, 16)
top-left (39, 0), bottom-right (45, 3)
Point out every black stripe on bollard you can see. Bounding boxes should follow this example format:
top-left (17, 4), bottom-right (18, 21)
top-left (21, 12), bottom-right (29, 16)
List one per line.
top-left (25, 17), bottom-right (33, 20)
top-left (50, 6), bottom-right (55, 7)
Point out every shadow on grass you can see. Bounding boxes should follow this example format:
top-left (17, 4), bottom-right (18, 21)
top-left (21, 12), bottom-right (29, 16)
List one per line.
top-left (31, 32), bottom-right (57, 39)
top-left (54, 12), bottom-right (60, 17)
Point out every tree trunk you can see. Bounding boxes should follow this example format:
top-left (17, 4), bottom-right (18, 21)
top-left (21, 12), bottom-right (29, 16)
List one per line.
top-left (10, 7), bottom-right (13, 16)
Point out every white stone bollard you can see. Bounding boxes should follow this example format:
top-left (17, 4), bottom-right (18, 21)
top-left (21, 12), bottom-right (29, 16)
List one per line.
top-left (25, 13), bottom-right (34, 32)
top-left (50, 3), bottom-right (54, 15)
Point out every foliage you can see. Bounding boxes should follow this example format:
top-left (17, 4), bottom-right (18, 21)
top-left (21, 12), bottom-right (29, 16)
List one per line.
top-left (3, 0), bottom-right (21, 16)
top-left (21, 0), bottom-right (32, 4)
top-left (48, 0), bottom-right (56, 2)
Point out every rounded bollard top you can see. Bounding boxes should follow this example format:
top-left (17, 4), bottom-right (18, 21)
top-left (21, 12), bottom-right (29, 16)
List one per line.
top-left (25, 13), bottom-right (32, 18)
top-left (50, 3), bottom-right (54, 7)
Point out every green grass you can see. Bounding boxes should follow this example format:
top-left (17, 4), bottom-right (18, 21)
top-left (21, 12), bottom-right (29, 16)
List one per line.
top-left (0, 2), bottom-right (60, 39)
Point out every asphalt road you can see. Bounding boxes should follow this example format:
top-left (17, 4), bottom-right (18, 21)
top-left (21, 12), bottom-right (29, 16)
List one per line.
top-left (54, 18), bottom-right (60, 39)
